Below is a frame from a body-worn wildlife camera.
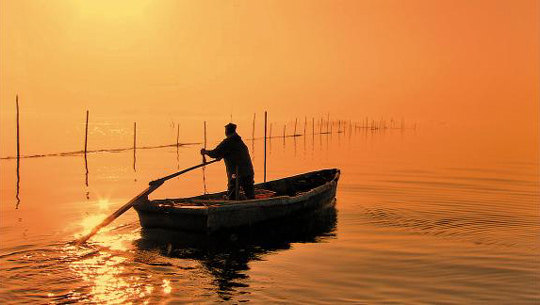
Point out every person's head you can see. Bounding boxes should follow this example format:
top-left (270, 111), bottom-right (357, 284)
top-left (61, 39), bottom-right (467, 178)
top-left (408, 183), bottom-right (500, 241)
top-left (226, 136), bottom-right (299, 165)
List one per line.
top-left (225, 123), bottom-right (237, 137)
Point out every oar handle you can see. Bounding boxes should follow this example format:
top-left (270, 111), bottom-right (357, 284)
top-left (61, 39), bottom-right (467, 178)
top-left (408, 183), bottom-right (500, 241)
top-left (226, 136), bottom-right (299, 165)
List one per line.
top-left (150, 159), bottom-right (219, 186)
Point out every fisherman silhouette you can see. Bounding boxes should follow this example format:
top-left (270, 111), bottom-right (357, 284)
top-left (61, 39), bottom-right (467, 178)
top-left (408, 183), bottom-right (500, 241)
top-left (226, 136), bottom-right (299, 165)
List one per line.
top-left (201, 123), bottom-right (255, 200)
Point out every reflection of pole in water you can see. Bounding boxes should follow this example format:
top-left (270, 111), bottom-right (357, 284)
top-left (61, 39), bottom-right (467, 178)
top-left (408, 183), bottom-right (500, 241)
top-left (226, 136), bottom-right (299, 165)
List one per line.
top-left (84, 155), bottom-right (89, 187)
top-left (294, 134), bottom-right (297, 156)
top-left (15, 95), bottom-right (21, 209)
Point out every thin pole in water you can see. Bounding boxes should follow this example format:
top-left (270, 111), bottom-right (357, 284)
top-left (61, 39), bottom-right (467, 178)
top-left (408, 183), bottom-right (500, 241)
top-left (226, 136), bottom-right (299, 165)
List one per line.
top-left (16, 95), bottom-right (20, 160)
top-left (264, 111), bottom-right (267, 183)
top-left (176, 123), bottom-right (180, 147)
top-left (15, 95), bottom-right (20, 208)
top-left (327, 113), bottom-right (330, 133)
top-left (176, 123), bottom-right (180, 169)
top-left (133, 122), bottom-right (137, 171)
top-left (202, 121), bottom-right (208, 194)
top-left (133, 122), bottom-right (137, 150)
top-left (84, 111), bottom-right (89, 186)
top-left (84, 110), bottom-right (89, 155)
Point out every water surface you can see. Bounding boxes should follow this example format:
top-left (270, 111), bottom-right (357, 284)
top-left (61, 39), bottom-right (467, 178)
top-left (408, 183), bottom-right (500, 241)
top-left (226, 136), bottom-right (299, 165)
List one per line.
top-left (1, 123), bottom-right (538, 304)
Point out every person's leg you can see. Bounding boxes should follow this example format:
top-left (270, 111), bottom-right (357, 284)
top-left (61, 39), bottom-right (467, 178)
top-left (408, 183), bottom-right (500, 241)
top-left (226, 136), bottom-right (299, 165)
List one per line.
top-left (227, 177), bottom-right (237, 200)
top-left (241, 175), bottom-right (255, 199)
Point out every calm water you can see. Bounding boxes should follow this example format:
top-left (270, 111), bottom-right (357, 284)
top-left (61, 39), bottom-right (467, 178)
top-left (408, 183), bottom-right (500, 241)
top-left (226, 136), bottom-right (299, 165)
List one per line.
top-left (0, 123), bottom-right (538, 304)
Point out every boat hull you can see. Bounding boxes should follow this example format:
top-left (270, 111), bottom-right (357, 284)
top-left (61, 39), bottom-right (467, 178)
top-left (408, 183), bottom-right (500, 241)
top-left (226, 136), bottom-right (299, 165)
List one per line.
top-left (134, 169), bottom-right (340, 232)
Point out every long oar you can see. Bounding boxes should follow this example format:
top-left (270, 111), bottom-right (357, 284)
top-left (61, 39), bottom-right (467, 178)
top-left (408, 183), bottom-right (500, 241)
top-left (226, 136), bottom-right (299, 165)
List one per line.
top-left (76, 159), bottom-right (219, 245)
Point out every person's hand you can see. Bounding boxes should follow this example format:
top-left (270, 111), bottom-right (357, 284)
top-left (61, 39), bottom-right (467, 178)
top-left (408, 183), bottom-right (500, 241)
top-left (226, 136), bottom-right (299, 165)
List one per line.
top-left (200, 148), bottom-right (207, 155)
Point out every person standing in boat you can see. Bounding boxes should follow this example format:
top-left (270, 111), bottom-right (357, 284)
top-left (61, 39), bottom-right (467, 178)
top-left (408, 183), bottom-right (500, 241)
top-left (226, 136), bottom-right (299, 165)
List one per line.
top-left (200, 123), bottom-right (255, 200)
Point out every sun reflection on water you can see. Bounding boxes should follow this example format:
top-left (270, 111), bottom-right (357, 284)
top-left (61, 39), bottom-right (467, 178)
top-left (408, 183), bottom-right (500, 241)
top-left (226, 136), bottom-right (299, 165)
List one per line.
top-left (162, 279), bottom-right (172, 294)
top-left (98, 199), bottom-right (112, 210)
top-left (68, 251), bottom-right (154, 304)
top-left (65, 209), bottom-right (155, 303)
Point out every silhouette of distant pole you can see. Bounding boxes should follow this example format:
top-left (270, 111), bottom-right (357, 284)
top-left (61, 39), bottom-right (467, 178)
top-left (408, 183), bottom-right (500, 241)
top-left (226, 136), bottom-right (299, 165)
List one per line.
top-left (133, 122), bottom-right (137, 150)
top-left (327, 113), bottom-right (330, 133)
top-left (133, 122), bottom-right (137, 172)
top-left (264, 111), bottom-right (267, 183)
top-left (84, 111), bottom-right (89, 187)
top-left (84, 110), bottom-right (89, 155)
top-left (176, 123), bottom-right (180, 147)
top-left (16, 95), bottom-right (20, 160)
top-left (202, 121), bottom-right (207, 194)
top-left (15, 95), bottom-right (21, 208)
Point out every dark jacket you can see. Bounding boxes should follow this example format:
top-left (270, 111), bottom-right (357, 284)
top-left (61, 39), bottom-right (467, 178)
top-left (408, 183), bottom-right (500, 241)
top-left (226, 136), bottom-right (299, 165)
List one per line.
top-left (206, 133), bottom-right (254, 179)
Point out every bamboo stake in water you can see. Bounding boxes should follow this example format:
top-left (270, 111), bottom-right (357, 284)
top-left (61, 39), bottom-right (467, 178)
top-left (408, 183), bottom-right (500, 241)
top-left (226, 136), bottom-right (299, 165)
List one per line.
top-left (133, 122), bottom-right (137, 171)
top-left (15, 95), bottom-right (20, 208)
top-left (202, 121), bottom-right (208, 194)
top-left (84, 110), bottom-right (89, 155)
top-left (264, 111), bottom-right (267, 183)
top-left (133, 122), bottom-right (137, 150)
top-left (294, 118), bottom-right (297, 136)
top-left (327, 113), bottom-right (330, 133)
top-left (16, 95), bottom-right (20, 161)
top-left (176, 123), bottom-right (180, 169)
top-left (176, 123), bottom-right (180, 147)
top-left (84, 111), bottom-right (89, 186)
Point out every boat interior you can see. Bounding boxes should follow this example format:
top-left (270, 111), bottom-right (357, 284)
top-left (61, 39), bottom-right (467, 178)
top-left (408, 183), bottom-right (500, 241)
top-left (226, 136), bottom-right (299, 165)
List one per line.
top-left (152, 169), bottom-right (339, 207)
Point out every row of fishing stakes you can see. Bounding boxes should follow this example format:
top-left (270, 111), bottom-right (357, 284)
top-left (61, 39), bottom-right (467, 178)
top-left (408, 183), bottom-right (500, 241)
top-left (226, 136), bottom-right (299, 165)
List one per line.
top-left (251, 112), bottom-right (417, 186)
top-left (16, 94), bottom-right (412, 191)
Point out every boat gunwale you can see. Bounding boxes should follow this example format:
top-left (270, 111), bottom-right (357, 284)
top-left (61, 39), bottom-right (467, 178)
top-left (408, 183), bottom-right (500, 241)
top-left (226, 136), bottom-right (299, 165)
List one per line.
top-left (136, 168), bottom-right (340, 211)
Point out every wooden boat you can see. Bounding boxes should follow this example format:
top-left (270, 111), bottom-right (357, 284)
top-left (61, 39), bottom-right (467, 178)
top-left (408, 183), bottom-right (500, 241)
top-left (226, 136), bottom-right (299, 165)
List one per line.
top-left (133, 168), bottom-right (340, 232)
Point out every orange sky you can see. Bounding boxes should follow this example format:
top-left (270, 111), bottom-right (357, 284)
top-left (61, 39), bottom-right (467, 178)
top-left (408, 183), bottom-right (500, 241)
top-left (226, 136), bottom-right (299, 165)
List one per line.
top-left (1, 0), bottom-right (538, 127)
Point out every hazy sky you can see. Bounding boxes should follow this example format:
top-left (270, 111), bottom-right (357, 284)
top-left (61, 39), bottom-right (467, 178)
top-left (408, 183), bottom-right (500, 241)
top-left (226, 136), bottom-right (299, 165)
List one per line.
top-left (1, 0), bottom-right (538, 127)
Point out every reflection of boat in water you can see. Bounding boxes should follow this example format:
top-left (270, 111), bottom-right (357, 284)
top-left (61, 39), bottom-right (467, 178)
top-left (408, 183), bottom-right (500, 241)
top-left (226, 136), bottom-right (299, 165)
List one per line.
top-left (134, 169), bottom-right (340, 232)
top-left (135, 200), bottom-right (338, 299)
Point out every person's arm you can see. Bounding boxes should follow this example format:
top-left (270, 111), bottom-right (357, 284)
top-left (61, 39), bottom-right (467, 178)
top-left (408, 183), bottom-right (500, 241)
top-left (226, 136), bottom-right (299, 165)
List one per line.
top-left (203, 138), bottom-right (229, 159)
